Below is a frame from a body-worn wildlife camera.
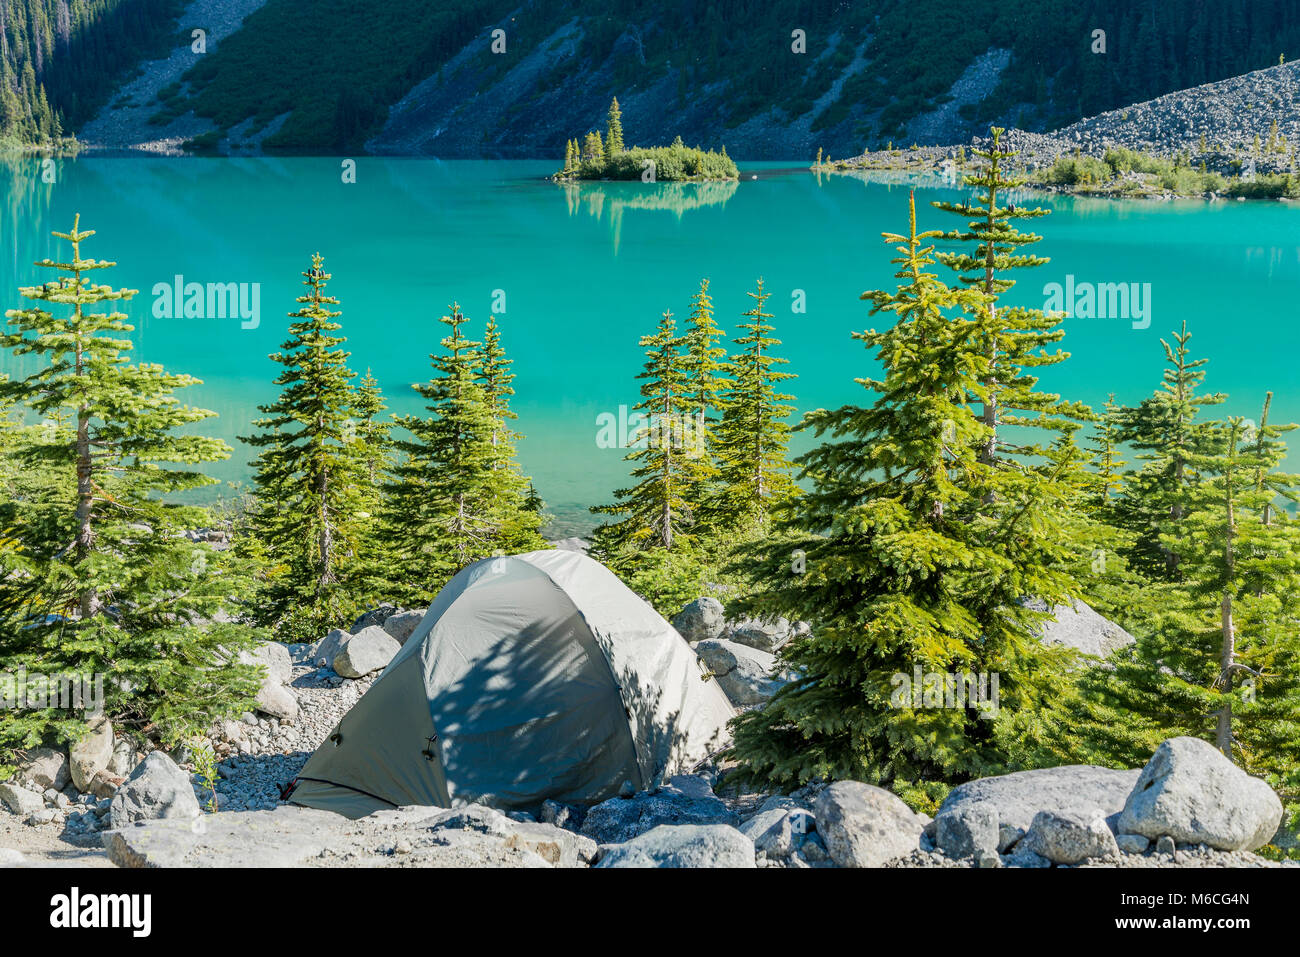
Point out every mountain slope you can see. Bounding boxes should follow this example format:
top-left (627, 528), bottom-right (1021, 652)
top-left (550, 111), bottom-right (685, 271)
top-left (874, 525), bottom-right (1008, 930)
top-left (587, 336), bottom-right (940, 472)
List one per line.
top-left (73, 0), bottom-right (1300, 158)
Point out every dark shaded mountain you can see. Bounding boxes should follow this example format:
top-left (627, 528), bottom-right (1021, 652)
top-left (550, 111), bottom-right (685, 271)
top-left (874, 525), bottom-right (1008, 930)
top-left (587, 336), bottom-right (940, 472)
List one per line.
top-left (65, 0), bottom-right (1300, 157)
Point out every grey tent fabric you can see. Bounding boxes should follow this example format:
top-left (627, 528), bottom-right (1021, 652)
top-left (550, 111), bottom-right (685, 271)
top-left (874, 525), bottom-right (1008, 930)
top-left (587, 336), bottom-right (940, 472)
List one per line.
top-left (290, 550), bottom-right (735, 818)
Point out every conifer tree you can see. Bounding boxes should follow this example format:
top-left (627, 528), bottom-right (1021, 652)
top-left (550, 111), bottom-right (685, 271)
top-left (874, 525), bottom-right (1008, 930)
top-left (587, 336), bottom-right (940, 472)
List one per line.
top-left (0, 216), bottom-right (259, 754)
top-left (592, 308), bottom-right (696, 552)
top-left (352, 369), bottom-right (391, 488)
top-left (479, 316), bottom-right (544, 552)
top-left (680, 278), bottom-right (726, 518)
top-left (711, 278), bottom-right (798, 530)
top-left (386, 304), bottom-right (501, 602)
top-left (605, 97), bottom-right (624, 158)
top-left (564, 138), bottom-right (576, 171)
top-left (726, 194), bottom-right (1081, 800)
top-left (1112, 321), bottom-right (1226, 580)
top-left (241, 254), bottom-right (374, 641)
top-left (931, 127), bottom-right (1086, 469)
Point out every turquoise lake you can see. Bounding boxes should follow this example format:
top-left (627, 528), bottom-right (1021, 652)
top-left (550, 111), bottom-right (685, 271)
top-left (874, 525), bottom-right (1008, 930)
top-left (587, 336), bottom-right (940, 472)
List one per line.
top-left (2, 158), bottom-right (1297, 535)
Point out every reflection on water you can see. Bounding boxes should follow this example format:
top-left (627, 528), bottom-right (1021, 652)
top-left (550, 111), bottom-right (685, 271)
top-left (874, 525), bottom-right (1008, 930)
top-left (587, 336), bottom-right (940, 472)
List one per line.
top-left (559, 179), bottom-right (738, 254)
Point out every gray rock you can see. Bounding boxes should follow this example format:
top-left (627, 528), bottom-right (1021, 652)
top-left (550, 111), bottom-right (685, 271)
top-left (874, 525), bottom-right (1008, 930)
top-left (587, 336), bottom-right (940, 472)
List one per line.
top-left (935, 800), bottom-right (999, 859)
top-left (694, 638), bottom-right (792, 706)
top-left (314, 628), bottom-right (350, 669)
top-left (1003, 847), bottom-right (1052, 868)
top-left (240, 641), bottom-right (293, 686)
top-left (88, 770), bottom-right (125, 799)
top-left (69, 717), bottom-right (115, 793)
top-left (727, 616), bottom-right (791, 653)
top-left (13, 747), bottom-right (70, 791)
top-left (937, 764), bottom-right (1141, 847)
top-left (1118, 736), bottom-right (1284, 852)
top-left (740, 807), bottom-right (797, 858)
top-left (1116, 833), bottom-right (1150, 854)
top-left (596, 824), bottom-right (756, 868)
top-left (26, 808), bottom-right (56, 825)
top-left (580, 775), bottom-right (737, 844)
top-left (672, 597), bottom-right (725, 643)
top-left (539, 799), bottom-right (585, 832)
top-left (1021, 808), bottom-right (1119, 864)
top-left (0, 783), bottom-right (44, 817)
top-left (350, 604), bottom-right (397, 633)
top-left (106, 738), bottom-right (141, 778)
top-left (109, 752), bottom-right (201, 828)
top-left (1026, 597), bottom-right (1135, 658)
top-left (382, 609), bottom-right (426, 645)
top-left (105, 805), bottom-right (340, 867)
top-left (415, 804), bottom-right (597, 867)
top-left (254, 681), bottom-right (299, 720)
top-left (1155, 835), bottom-right (1177, 856)
top-left (333, 626), bottom-right (401, 678)
top-left (814, 781), bottom-right (930, 868)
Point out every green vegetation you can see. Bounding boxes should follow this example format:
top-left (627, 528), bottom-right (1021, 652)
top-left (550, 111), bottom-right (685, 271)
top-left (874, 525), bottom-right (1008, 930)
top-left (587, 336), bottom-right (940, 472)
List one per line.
top-left (0, 0), bottom-right (187, 148)
top-left (100, 0), bottom-right (1300, 154)
top-left (1036, 148), bottom-right (1233, 196)
top-left (556, 100), bottom-right (738, 182)
top-left (239, 255), bottom-right (381, 643)
top-left (0, 217), bottom-right (261, 768)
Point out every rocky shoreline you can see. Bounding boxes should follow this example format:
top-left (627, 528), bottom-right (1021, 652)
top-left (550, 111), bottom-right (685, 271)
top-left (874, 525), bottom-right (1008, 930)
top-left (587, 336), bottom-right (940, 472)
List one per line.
top-left (2, 592), bottom-right (1293, 869)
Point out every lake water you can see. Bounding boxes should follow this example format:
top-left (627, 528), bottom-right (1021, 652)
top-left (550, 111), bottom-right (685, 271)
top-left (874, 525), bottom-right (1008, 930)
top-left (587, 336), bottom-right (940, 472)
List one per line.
top-left (2, 157), bottom-right (1297, 535)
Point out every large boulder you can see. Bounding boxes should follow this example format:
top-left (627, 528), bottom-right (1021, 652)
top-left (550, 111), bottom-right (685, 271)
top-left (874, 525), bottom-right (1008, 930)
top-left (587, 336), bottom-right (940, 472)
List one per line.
top-left (727, 617), bottom-right (791, 653)
top-left (0, 782), bottom-right (44, 817)
top-left (12, 747), bottom-right (70, 791)
top-left (1027, 598), bottom-right (1135, 658)
top-left (580, 775), bottom-right (737, 844)
top-left (740, 807), bottom-right (805, 859)
top-left (254, 682), bottom-right (299, 721)
top-left (109, 752), bottom-right (201, 829)
top-left (333, 626), bottom-right (400, 679)
top-left (596, 824), bottom-right (756, 868)
top-left (672, 597), bottom-right (725, 643)
top-left (382, 609), bottom-right (426, 645)
top-left (314, 628), bottom-right (350, 669)
top-left (814, 781), bottom-right (930, 868)
top-left (1118, 736), bottom-right (1284, 852)
top-left (240, 641), bottom-right (293, 686)
top-left (695, 638), bottom-right (791, 706)
top-left (69, 717), bottom-right (115, 793)
top-left (104, 803), bottom-right (584, 868)
top-left (1021, 808), bottom-right (1119, 864)
top-left (937, 764), bottom-right (1140, 851)
top-left (934, 800), bottom-right (999, 859)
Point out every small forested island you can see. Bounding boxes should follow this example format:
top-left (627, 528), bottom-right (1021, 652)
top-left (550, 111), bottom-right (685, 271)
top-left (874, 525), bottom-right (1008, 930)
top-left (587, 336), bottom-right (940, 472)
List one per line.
top-left (553, 98), bottom-right (738, 183)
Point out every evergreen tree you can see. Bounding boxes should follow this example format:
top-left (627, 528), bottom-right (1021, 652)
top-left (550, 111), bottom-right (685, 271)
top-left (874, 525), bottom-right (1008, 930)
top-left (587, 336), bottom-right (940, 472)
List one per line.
top-left (679, 277), bottom-right (726, 518)
top-left (352, 368), bottom-right (391, 488)
top-left (726, 194), bottom-right (1081, 802)
top-left (1112, 321), bottom-right (1226, 580)
top-left (386, 303), bottom-right (501, 603)
top-left (711, 278), bottom-right (798, 530)
top-left (605, 96), bottom-right (624, 158)
top-left (240, 255), bottom-right (374, 641)
top-left (0, 216), bottom-right (259, 758)
top-left (479, 316), bottom-right (544, 553)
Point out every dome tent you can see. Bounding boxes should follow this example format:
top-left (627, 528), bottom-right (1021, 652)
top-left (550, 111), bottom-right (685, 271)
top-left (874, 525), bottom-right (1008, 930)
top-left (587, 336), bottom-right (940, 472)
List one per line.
top-left (288, 549), bottom-right (735, 818)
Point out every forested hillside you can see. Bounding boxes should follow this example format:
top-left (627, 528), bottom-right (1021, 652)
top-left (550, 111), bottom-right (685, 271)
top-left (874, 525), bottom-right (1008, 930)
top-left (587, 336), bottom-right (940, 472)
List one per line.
top-left (0, 0), bottom-right (184, 146)
top-left (65, 0), bottom-right (1300, 156)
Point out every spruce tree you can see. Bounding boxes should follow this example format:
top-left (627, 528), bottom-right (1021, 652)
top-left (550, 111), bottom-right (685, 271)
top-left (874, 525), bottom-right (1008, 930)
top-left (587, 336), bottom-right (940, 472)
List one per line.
top-left (480, 316), bottom-right (544, 552)
top-left (1111, 321), bottom-right (1226, 580)
top-left (605, 97), bottom-right (624, 158)
top-left (387, 303), bottom-right (501, 602)
top-left (591, 308), bottom-right (698, 554)
top-left (931, 127), bottom-right (1086, 469)
top-left (726, 194), bottom-right (1081, 801)
top-left (241, 255), bottom-right (374, 641)
top-left (0, 216), bottom-right (259, 755)
top-left (680, 278), bottom-right (726, 522)
top-left (711, 278), bottom-right (798, 530)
